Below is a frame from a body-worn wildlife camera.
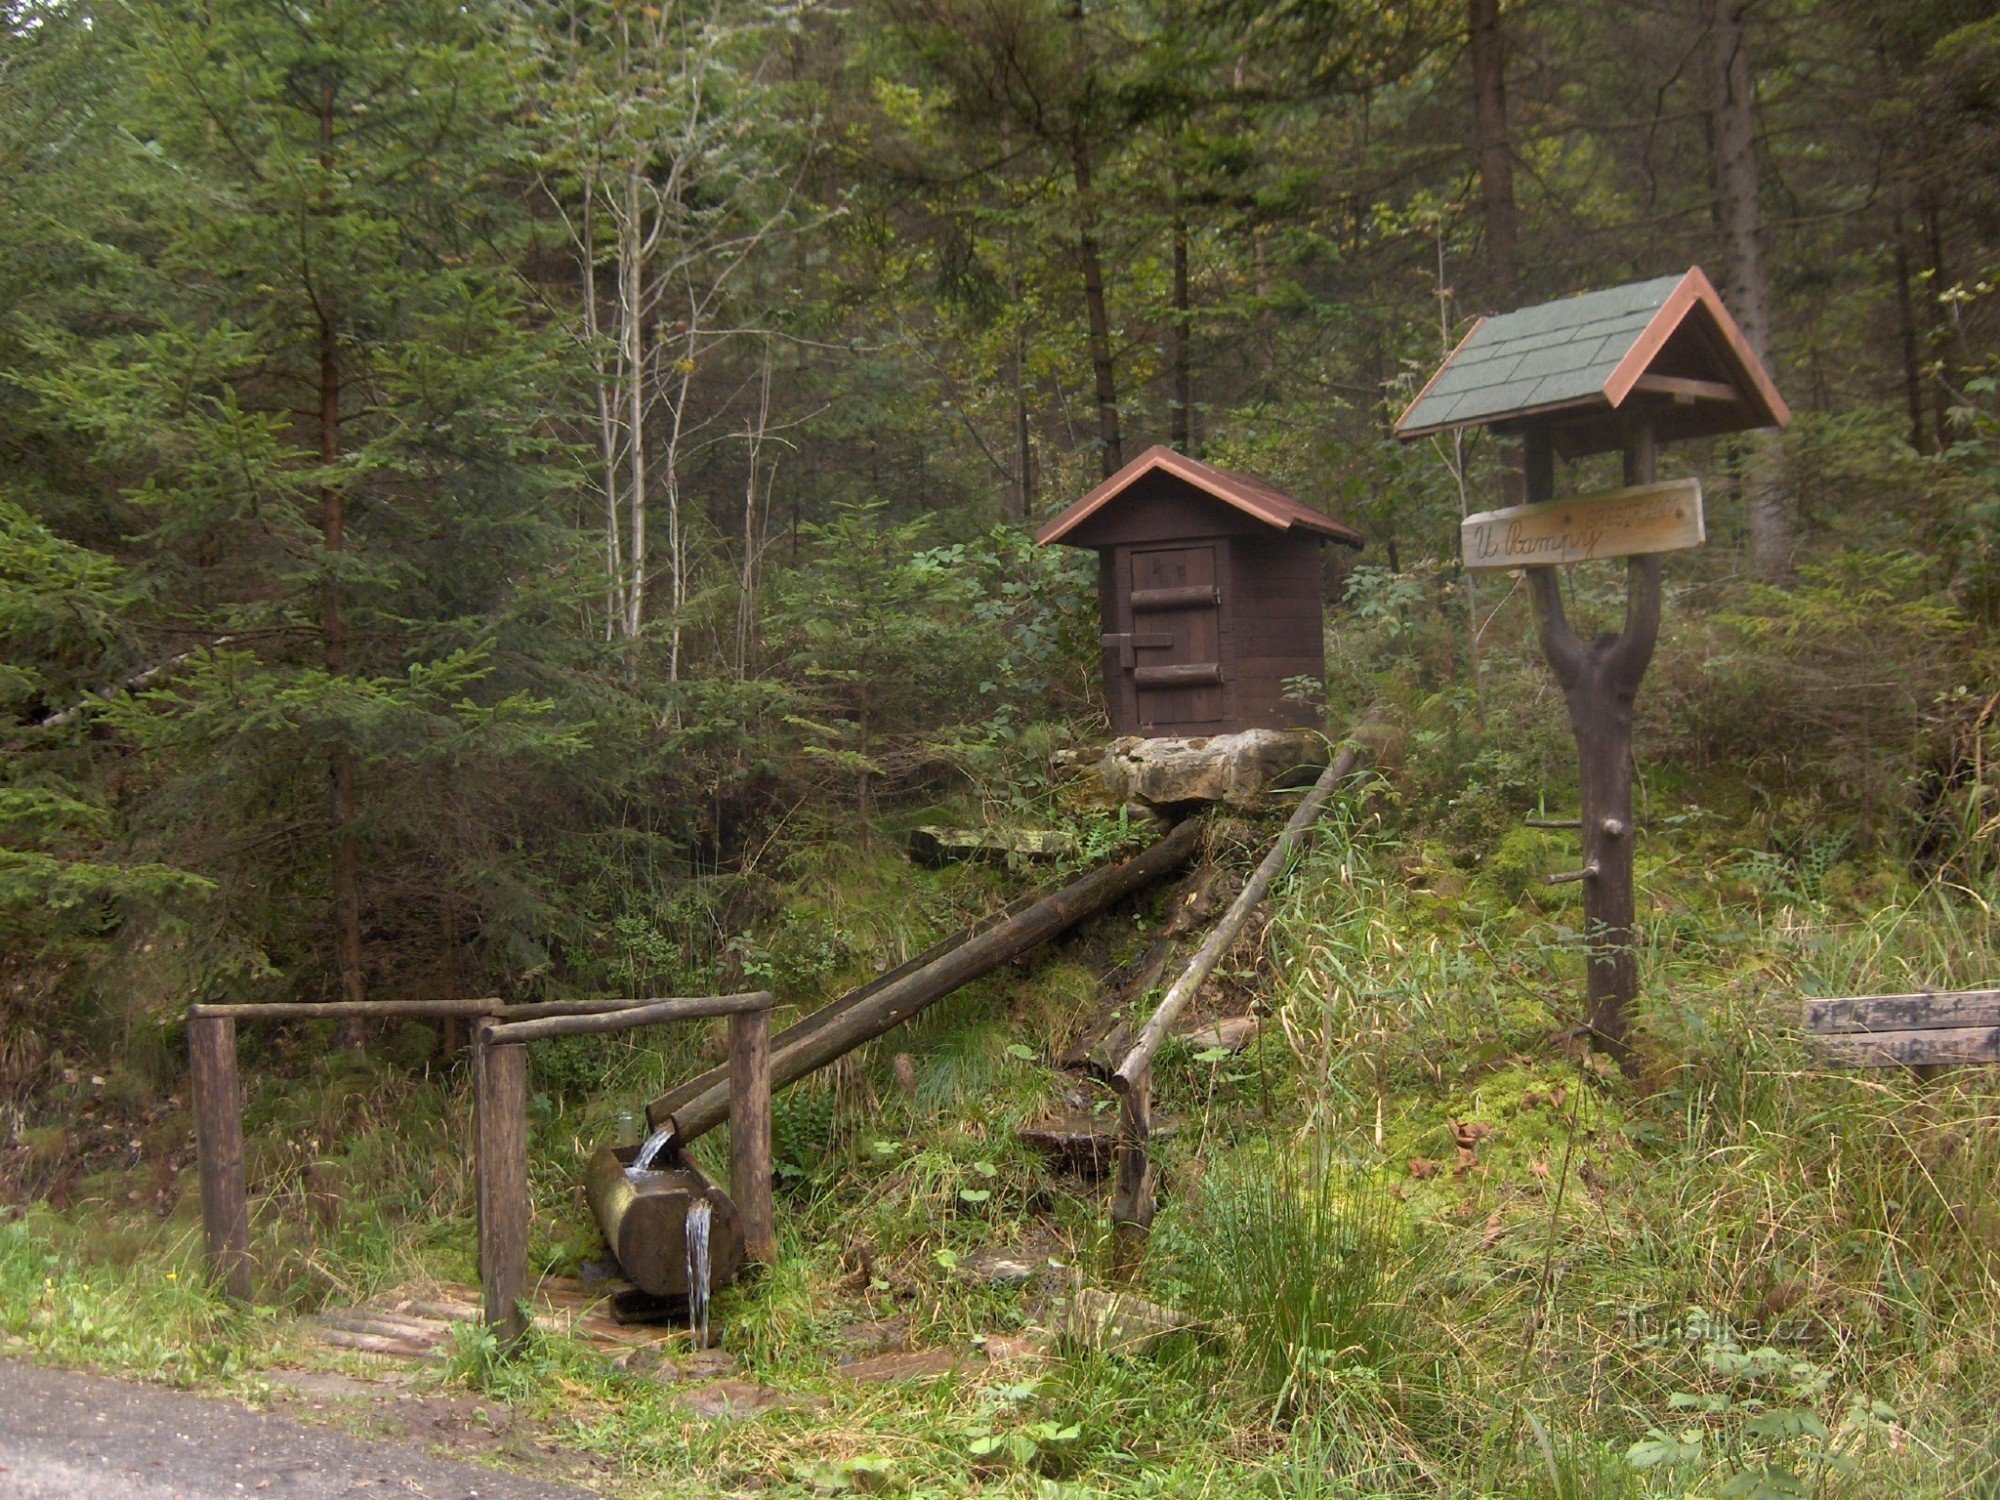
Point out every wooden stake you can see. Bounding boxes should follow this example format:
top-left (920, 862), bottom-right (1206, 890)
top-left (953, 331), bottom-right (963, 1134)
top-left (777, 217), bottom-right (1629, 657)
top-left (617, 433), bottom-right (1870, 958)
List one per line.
top-left (1523, 419), bottom-right (1661, 1071)
top-left (1109, 1075), bottom-right (1155, 1278)
top-left (188, 1013), bottom-right (251, 1300)
top-left (728, 1007), bottom-right (775, 1264)
top-left (475, 1031), bottom-right (530, 1347)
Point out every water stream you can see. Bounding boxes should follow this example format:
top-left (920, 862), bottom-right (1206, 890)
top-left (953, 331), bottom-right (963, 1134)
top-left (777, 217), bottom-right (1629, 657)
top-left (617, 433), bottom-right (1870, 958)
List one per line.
top-left (685, 1197), bottom-right (713, 1351)
top-left (629, 1123), bottom-right (675, 1175)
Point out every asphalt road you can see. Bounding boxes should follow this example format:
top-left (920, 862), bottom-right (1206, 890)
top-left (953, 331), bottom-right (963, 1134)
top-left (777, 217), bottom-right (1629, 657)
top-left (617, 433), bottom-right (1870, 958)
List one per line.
top-left (0, 1360), bottom-right (600, 1499)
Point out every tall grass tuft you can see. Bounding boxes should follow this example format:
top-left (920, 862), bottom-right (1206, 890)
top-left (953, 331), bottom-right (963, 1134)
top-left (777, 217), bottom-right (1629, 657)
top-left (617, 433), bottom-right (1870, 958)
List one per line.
top-left (1184, 1141), bottom-right (1432, 1425)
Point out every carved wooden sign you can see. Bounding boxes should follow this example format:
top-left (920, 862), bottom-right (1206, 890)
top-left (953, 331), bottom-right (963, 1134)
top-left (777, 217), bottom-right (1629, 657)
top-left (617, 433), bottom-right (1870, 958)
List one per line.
top-left (1461, 478), bottom-right (1703, 573)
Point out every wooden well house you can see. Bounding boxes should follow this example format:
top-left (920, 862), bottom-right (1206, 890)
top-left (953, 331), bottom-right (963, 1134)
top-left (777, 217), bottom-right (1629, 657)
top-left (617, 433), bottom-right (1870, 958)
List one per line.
top-left (1036, 446), bottom-right (1363, 738)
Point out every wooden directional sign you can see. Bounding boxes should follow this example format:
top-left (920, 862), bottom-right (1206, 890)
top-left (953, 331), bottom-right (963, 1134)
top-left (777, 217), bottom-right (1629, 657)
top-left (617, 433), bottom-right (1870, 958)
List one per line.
top-left (1462, 478), bottom-right (1703, 573)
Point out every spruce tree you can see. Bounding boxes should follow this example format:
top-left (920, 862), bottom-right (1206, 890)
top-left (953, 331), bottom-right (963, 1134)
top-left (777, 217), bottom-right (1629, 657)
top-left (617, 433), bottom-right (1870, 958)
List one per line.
top-left (26, 1), bottom-right (581, 1012)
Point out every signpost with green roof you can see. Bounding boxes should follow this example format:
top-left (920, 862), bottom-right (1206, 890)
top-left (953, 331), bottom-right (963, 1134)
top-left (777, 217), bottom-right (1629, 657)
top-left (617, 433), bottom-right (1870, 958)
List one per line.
top-left (1397, 268), bottom-right (1788, 1069)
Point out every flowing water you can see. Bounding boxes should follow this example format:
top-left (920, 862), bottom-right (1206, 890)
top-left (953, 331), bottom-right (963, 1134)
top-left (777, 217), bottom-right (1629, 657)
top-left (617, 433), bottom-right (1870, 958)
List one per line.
top-left (629, 1124), bottom-right (675, 1175)
top-left (685, 1197), bottom-right (713, 1351)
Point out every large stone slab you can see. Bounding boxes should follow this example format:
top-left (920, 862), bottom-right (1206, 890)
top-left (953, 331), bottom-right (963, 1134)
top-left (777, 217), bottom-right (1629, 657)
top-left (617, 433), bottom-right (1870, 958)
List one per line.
top-left (1099, 728), bottom-right (1326, 809)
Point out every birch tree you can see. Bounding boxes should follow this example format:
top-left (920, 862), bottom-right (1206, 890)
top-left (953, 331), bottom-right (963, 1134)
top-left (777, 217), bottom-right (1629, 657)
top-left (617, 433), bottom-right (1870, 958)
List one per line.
top-left (536, 0), bottom-right (801, 671)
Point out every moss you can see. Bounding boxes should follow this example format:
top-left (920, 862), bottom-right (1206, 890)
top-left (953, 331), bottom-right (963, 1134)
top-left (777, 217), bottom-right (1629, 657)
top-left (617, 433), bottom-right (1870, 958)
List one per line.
top-left (1479, 825), bottom-right (1567, 909)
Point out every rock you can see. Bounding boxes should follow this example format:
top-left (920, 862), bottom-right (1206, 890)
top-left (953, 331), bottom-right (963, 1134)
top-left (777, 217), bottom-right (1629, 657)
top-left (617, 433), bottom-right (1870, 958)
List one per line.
top-left (678, 1377), bottom-right (795, 1420)
top-left (957, 1250), bottom-right (1037, 1287)
top-left (891, 1052), bottom-right (918, 1097)
top-left (1182, 1015), bottom-right (1259, 1053)
top-left (835, 1347), bottom-right (982, 1383)
top-left (834, 1316), bottom-right (911, 1356)
top-left (907, 826), bottom-right (1074, 867)
top-left (261, 1369), bottom-right (398, 1402)
top-left (1057, 1287), bottom-right (1201, 1355)
top-left (977, 1332), bottom-right (1047, 1365)
top-left (1098, 729), bottom-right (1327, 809)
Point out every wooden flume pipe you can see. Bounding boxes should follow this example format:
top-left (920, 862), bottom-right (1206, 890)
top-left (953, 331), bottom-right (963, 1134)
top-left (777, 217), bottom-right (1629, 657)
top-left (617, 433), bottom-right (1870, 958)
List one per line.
top-left (654, 816), bottom-right (1206, 1146)
top-left (1111, 737), bottom-right (1368, 1094)
top-left (647, 891), bottom-right (1042, 1127)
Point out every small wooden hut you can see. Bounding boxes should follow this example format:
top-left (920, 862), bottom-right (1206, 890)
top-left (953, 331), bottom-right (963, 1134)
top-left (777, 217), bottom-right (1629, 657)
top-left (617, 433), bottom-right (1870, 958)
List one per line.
top-left (1036, 446), bottom-right (1363, 738)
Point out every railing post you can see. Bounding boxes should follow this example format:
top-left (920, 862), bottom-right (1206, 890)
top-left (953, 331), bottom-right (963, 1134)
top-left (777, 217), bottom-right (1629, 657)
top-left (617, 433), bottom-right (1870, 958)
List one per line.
top-left (729, 1006), bottom-right (775, 1264)
top-left (188, 1011), bottom-right (251, 1300)
top-left (475, 1027), bottom-right (530, 1347)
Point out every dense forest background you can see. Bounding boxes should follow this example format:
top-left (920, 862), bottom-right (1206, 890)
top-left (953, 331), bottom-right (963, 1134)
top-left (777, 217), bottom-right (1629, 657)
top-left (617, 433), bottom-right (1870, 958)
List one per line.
top-left (4, 0), bottom-right (1999, 1059)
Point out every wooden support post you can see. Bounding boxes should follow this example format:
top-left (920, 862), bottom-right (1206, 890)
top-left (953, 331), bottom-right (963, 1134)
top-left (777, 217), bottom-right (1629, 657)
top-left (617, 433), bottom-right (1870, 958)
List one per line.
top-left (1108, 1073), bottom-right (1155, 1278)
top-left (728, 1007), bottom-right (774, 1265)
top-left (1523, 420), bottom-right (1661, 1072)
top-left (475, 1029), bottom-right (530, 1347)
top-left (188, 1013), bottom-right (251, 1300)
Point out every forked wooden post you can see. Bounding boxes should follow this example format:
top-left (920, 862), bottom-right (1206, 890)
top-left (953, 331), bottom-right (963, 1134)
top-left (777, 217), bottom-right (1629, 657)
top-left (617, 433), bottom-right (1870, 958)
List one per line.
top-left (1523, 419), bottom-right (1661, 1071)
top-left (188, 1012), bottom-right (251, 1300)
top-left (728, 1008), bottom-right (774, 1264)
top-left (474, 1028), bottom-right (530, 1346)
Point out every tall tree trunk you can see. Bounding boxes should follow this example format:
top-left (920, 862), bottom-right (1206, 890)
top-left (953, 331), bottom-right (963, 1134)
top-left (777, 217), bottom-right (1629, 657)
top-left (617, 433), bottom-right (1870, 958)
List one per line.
top-left (1708, 0), bottom-right (1788, 578)
top-left (1468, 0), bottom-right (1517, 299)
top-left (620, 163), bottom-right (648, 643)
top-left (1892, 210), bottom-right (1928, 453)
top-left (317, 80), bottom-right (366, 1045)
top-left (1071, 142), bottom-right (1123, 478)
top-left (1013, 325), bottom-right (1035, 519)
top-left (1168, 207), bottom-right (1193, 451)
top-left (1923, 195), bottom-right (1953, 451)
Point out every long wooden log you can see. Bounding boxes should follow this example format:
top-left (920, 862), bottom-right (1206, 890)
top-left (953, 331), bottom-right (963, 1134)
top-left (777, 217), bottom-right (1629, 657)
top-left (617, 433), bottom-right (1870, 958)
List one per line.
top-left (480, 992), bottom-right (774, 1046)
top-left (189, 1014), bottom-right (251, 1300)
top-left (1804, 990), bottom-right (2000, 1034)
top-left (1112, 740), bottom-right (1365, 1093)
top-left (647, 890), bottom-right (1042, 1125)
top-left (653, 816), bottom-right (1205, 1144)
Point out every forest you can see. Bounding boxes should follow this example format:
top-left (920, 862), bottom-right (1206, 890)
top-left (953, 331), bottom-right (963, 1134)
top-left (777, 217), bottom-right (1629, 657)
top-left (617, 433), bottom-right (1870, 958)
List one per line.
top-left (3, 0), bottom-right (2000, 1496)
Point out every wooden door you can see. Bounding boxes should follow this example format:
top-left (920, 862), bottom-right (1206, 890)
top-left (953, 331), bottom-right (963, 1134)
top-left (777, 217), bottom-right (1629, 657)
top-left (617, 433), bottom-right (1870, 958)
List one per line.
top-left (1127, 544), bottom-right (1223, 731)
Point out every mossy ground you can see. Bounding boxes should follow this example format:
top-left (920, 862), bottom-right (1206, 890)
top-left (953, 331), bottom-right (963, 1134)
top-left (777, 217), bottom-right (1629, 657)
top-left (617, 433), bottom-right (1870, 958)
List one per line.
top-left (6, 754), bottom-right (2000, 1498)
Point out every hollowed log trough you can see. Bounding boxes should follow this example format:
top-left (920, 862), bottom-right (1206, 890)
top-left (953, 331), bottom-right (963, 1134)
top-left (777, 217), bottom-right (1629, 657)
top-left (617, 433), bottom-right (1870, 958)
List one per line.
top-left (585, 1143), bottom-right (745, 1299)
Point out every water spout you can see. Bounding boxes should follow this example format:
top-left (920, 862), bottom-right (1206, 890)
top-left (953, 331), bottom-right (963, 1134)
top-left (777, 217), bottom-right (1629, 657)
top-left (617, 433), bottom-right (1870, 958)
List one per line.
top-left (629, 1124), bottom-right (675, 1176)
top-left (685, 1196), bottom-right (713, 1351)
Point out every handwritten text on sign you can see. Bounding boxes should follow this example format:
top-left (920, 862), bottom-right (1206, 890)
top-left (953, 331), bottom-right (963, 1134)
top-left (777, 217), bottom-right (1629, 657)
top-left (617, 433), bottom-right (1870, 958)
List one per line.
top-left (1461, 479), bottom-right (1704, 572)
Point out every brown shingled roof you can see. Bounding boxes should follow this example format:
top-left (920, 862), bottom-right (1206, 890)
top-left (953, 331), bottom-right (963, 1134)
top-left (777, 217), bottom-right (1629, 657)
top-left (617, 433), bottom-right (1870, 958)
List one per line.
top-left (1035, 445), bottom-right (1364, 547)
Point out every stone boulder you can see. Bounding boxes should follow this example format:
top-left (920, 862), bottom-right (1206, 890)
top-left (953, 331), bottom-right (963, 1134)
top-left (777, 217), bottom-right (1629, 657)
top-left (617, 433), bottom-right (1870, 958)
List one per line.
top-left (1099, 728), bottom-right (1326, 809)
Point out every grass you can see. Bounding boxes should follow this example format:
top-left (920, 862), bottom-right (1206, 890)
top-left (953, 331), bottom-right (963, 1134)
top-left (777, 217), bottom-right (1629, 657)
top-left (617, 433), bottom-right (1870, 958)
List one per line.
top-left (8, 772), bottom-right (2000, 1497)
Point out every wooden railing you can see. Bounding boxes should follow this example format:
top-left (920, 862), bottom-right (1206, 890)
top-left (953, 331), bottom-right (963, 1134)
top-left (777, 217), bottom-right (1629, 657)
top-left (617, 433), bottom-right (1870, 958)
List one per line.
top-left (186, 992), bottom-right (776, 1347)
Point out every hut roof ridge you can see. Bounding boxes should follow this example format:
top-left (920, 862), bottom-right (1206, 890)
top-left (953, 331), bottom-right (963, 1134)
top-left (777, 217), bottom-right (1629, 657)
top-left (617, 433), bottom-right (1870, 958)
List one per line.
top-left (1035, 445), bottom-right (1363, 547)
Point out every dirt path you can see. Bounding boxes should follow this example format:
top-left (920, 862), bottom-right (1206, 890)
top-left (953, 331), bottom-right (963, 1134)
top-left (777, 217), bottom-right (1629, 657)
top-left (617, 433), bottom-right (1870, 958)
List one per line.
top-left (0, 1359), bottom-right (598, 1499)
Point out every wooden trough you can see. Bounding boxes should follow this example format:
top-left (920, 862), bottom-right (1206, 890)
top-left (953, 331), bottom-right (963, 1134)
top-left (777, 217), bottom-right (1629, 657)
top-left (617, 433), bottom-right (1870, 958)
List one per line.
top-left (584, 1144), bottom-right (744, 1299)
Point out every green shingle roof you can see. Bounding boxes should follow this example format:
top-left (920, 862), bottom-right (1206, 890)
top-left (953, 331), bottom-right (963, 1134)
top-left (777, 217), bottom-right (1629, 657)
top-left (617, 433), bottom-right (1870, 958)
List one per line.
top-left (1398, 274), bottom-right (1686, 434)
